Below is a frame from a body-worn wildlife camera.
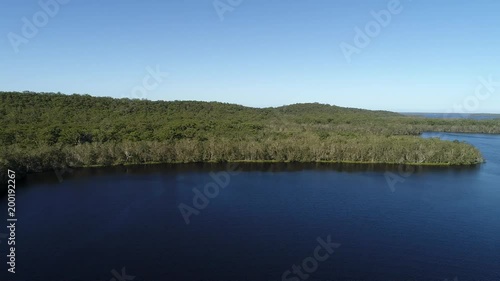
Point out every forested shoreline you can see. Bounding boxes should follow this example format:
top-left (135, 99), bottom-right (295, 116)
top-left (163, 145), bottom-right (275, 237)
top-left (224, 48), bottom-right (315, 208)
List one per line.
top-left (1, 91), bottom-right (499, 180)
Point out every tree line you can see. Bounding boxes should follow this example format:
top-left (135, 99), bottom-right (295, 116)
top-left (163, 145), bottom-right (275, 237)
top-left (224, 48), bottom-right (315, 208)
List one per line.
top-left (1, 91), bottom-right (497, 180)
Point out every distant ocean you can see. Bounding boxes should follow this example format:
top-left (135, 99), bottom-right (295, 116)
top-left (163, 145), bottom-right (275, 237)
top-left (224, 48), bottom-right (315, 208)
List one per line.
top-left (401, 112), bottom-right (500, 120)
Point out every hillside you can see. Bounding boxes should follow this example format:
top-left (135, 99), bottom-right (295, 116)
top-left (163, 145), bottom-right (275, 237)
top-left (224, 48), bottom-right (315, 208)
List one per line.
top-left (1, 91), bottom-right (499, 179)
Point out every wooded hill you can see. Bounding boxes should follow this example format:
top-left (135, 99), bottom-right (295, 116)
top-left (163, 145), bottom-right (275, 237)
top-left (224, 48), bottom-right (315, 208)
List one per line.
top-left (1, 91), bottom-right (499, 179)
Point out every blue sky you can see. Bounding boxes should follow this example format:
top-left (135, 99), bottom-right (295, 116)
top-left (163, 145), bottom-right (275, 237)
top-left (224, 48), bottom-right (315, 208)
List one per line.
top-left (1, 0), bottom-right (499, 113)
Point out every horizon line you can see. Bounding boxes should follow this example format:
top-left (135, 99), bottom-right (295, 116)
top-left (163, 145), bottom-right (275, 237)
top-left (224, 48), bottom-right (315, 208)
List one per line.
top-left (3, 90), bottom-right (500, 115)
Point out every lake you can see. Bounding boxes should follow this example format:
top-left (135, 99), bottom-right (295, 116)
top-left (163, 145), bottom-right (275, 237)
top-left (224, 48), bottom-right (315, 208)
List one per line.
top-left (1, 133), bottom-right (499, 281)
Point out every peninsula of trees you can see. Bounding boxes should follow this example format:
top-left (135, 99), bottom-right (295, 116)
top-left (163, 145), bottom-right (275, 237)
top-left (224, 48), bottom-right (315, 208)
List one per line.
top-left (1, 91), bottom-right (499, 179)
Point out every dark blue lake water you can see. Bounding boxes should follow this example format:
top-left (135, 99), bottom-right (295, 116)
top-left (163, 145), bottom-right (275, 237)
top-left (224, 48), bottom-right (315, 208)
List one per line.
top-left (1, 133), bottom-right (499, 281)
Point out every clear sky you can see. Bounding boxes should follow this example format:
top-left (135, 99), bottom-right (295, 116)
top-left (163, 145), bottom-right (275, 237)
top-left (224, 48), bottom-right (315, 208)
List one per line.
top-left (1, 0), bottom-right (499, 113)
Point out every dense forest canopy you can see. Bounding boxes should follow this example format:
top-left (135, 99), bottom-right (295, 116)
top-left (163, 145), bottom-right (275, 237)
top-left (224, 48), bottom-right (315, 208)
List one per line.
top-left (1, 91), bottom-right (499, 180)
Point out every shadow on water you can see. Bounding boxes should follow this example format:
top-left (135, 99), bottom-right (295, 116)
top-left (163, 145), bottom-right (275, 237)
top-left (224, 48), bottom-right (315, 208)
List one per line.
top-left (21, 161), bottom-right (481, 187)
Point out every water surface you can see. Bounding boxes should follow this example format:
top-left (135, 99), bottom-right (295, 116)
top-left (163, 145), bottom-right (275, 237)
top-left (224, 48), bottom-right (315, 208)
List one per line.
top-left (1, 133), bottom-right (499, 281)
